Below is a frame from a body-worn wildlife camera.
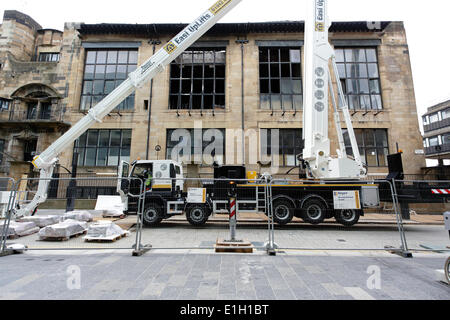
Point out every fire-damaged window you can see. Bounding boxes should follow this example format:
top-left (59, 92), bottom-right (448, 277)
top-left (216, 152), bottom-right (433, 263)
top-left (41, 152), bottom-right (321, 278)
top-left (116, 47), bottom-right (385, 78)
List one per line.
top-left (74, 129), bottom-right (131, 166)
top-left (260, 129), bottom-right (303, 167)
top-left (335, 48), bottom-right (383, 110)
top-left (259, 47), bottom-right (303, 111)
top-left (169, 48), bottom-right (226, 111)
top-left (81, 49), bottom-right (138, 111)
top-left (343, 129), bottom-right (389, 167)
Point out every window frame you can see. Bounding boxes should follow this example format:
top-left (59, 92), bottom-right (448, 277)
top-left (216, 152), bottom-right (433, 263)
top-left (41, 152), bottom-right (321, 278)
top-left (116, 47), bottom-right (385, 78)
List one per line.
top-left (166, 128), bottom-right (226, 164)
top-left (169, 47), bottom-right (226, 112)
top-left (80, 49), bottom-right (138, 112)
top-left (258, 47), bottom-right (303, 112)
top-left (0, 98), bottom-right (10, 111)
top-left (343, 129), bottom-right (389, 167)
top-left (335, 47), bottom-right (383, 111)
top-left (74, 129), bottom-right (132, 167)
top-left (38, 52), bottom-right (60, 62)
top-left (260, 129), bottom-right (303, 167)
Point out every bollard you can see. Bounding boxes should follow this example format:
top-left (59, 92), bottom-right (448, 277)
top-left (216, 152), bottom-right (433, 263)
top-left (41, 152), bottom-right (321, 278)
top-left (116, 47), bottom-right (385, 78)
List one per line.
top-left (228, 182), bottom-right (238, 242)
top-left (215, 181), bottom-right (253, 253)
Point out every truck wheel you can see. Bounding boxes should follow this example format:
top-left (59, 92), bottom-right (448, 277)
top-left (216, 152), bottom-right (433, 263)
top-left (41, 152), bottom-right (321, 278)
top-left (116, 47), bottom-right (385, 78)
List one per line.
top-left (302, 198), bottom-right (326, 225)
top-left (186, 205), bottom-right (209, 226)
top-left (334, 209), bottom-right (360, 227)
top-left (272, 200), bottom-right (294, 225)
top-left (143, 203), bottom-right (163, 227)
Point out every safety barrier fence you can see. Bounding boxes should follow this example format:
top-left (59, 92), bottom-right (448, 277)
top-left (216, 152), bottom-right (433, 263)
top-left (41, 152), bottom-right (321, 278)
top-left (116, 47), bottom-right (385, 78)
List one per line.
top-left (0, 178), bottom-right (17, 255)
top-left (133, 177), bottom-right (275, 255)
top-left (1, 177), bottom-right (144, 254)
top-left (0, 176), bottom-right (448, 257)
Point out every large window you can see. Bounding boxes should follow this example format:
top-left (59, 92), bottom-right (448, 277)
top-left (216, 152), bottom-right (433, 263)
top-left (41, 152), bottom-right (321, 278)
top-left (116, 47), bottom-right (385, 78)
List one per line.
top-left (166, 128), bottom-right (225, 164)
top-left (38, 52), bottom-right (60, 62)
top-left (261, 129), bottom-right (303, 167)
top-left (81, 49), bottom-right (138, 111)
top-left (74, 129), bottom-right (131, 167)
top-left (0, 140), bottom-right (4, 165)
top-left (343, 129), bottom-right (389, 167)
top-left (335, 48), bottom-right (383, 110)
top-left (169, 48), bottom-right (226, 111)
top-left (259, 47), bottom-right (303, 111)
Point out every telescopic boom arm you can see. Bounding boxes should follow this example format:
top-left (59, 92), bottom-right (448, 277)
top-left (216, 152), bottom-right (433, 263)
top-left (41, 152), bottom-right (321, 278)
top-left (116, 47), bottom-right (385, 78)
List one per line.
top-left (17, 0), bottom-right (242, 217)
top-left (302, 0), bottom-right (366, 180)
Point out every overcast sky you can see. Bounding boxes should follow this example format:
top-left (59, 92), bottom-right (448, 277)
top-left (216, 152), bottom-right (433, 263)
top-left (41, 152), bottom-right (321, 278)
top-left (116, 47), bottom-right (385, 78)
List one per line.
top-left (1, 0), bottom-right (449, 126)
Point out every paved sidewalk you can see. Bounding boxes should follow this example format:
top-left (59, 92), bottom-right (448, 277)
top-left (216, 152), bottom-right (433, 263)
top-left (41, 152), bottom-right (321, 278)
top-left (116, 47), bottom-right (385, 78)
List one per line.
top-left (0, 251), bottom-right (448, 300)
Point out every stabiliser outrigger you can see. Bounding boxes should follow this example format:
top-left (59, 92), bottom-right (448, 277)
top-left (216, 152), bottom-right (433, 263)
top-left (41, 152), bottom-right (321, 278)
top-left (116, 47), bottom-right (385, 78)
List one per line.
top-left (15, 0), bottom-right (450, 228)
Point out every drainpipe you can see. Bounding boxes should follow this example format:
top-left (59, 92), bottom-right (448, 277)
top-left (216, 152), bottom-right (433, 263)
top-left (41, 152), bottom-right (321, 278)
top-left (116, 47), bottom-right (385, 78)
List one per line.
top-left (236, 39), bottom-right (248, 166)
top-left (146, 40), bottom-right (161, 160)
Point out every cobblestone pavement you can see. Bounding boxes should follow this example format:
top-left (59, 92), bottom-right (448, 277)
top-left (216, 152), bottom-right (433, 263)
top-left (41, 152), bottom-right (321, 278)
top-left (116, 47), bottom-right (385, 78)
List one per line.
top-left (0, 250), bottom-right (448, 300)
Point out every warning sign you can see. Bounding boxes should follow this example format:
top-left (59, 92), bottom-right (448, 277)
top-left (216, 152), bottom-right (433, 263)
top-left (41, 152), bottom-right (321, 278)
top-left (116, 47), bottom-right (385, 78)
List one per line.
top-left (187, 188), bottom-right (206, 203)
top-left (333, 191), bottom-right (361, 210)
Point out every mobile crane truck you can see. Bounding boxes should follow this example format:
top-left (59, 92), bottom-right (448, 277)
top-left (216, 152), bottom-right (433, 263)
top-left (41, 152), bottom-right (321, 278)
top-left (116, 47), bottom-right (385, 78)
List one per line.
top-left (15, 0), bottom-right (450, 229)
top-left (118, 0), bottom-right (377, 228)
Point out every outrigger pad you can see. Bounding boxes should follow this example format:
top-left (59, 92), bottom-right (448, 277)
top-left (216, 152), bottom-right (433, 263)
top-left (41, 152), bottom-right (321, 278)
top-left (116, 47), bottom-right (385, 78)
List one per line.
top-left (215, 238), bottom-right (253, 253)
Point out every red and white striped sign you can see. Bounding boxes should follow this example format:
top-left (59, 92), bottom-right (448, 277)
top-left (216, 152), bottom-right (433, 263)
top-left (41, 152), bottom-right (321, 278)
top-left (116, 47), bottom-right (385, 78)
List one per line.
top-left (431, 189), bottom-right (450, 194)
top-left (230, 198), bottom-right (236, 218)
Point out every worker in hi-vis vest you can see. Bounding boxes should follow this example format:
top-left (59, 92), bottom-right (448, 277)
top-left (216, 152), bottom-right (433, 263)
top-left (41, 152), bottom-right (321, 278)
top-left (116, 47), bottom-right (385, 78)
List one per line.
top-left (143, 169), bottom-right (152, 189)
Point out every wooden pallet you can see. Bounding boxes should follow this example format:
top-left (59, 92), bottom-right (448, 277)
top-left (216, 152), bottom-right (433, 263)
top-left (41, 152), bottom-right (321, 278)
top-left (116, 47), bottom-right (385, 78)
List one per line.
top-left (215, 238), bottom-right (254, 253)
top-left (40, 230), bottom-right (87, 242)
top-left (101, 214), bottom-right (126, 219)
top-left (84, 233), bottom-right (127, 243)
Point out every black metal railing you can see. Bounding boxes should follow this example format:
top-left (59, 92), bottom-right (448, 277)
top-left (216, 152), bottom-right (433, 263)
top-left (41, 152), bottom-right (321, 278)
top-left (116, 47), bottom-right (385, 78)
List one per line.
top-left (425, 143), bottom-right (450, 156)
top-left (423, 117), bottom-right (450, 133)
top-left (0, 108), bottom-right (65, 122)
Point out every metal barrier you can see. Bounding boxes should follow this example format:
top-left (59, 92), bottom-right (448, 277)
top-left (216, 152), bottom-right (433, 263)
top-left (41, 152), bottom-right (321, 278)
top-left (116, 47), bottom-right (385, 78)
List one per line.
top-left (1, 174), bottom-right (449, 257)
top-left (0, 177), bottom-right (17, 255)
top-left (265, 178), bottom-right (415, 257)
top-left (392, 179), bottom-right (450, 253)
top-left (1, 176), bottom-right (144, 253)
top-left (133, 177), bottom-right (275, 255)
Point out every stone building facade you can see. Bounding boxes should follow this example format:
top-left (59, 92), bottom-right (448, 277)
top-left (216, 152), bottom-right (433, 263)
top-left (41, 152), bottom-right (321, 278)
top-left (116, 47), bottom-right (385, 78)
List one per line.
top-left (0, 10), bottom-right (425, 185)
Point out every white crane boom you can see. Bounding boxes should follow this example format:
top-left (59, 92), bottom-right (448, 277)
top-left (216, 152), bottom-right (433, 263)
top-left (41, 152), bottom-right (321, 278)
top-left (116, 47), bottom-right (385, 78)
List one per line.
top-left (302, 0), bottom-right (366, 180)
top-left (17, 0), bottom-right (242, 217)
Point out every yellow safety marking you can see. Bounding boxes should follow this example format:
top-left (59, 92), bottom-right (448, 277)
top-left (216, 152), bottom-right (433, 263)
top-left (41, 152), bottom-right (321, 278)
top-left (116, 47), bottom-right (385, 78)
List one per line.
top-left (31, 156), bottom-right (39, 168)
top-left (164, 42), bottom-right (177, 54)
top-left (209, 0), bottom-right (232, 15)
top-left (315, 22), bottom-right (325, 32)
top-left (355, 191), bottom-right (361, 209)
top-left (152, 185), bottom-right (172, 189)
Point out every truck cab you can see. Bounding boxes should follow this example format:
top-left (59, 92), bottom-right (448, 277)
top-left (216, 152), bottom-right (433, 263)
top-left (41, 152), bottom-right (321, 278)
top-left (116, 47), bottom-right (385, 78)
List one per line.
top-left (117, 160), bottom-right (184, 210)
top-left (117, 159), bottom-right (212, 226)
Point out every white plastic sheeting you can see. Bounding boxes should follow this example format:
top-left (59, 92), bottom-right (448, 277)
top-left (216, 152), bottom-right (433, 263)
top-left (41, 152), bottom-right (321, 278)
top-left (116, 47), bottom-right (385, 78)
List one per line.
top-left (0, 220), bottom-right (39, 238)
top-left (84, 221), bottom-right (129, 241)
top-left (17, 215), bottom-right (62, 227)
top-left (38, 219), bottom-right (87, 240)
top-left (63, 211), bottom-right (93, 222)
